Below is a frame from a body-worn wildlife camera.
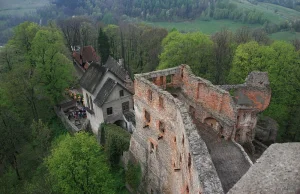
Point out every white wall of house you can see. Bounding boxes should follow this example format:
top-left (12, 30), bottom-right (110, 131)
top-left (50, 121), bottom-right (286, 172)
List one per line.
top-left (82, 88), bottom-right (104, 134)
top-left (102, 85), bottom-right (133, 123)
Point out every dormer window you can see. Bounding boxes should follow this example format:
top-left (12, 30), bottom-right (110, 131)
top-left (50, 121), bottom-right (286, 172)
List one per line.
top-left (119, 90), bottom-right (124, 97)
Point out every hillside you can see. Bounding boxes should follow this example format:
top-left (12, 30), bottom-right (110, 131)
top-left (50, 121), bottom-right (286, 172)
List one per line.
top-left (0, 0), bottom-right (49, 16)
top-left (148, 0), bottom-right (300, 41)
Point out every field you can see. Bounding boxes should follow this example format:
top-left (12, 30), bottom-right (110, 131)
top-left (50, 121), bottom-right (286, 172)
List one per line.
top-left (147, 19), bottom-right (261, 34)
top-left (0, 0), bottom-right (49, 16)
top-left (269, 31), bottom-right (300, 41)
top-left (230, 0), bottom-right (300, 24)
top-left (148, 0), bottom-right (300, 41)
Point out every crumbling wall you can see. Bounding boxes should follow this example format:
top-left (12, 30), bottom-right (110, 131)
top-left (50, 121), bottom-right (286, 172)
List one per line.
top-left (129, 68), bottom-right (223, 194)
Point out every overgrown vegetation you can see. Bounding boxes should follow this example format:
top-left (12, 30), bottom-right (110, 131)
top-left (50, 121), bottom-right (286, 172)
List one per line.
top-left (101, 124), bottom-right (131, 166)
top-left (125, 161), bottom-right (142, 192)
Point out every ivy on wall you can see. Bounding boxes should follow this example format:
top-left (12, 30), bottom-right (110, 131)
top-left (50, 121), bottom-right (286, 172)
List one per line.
top-left (100, 123), bottom-right (131, 166)
top-left (125, 161), bottom-right (142, 192)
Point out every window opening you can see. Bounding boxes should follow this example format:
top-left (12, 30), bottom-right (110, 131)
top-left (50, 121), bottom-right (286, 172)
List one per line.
top-left (107, 107), bottom-right (113, 115)
top-left (148, 90), bottom-right (152, 102)
top-left (159, 121), bottom-right (165, 134)
top-left (119, 90), bottom-right (124, 97)
top-left (122, 101), bottom-right (129, 112)
top-left (86, 93), bottom-right (90, 108)
top-left (159, 96), bottom-right (164, 109)
top-left (90, 96), bottom-right (93, 110)
top-left (145, 110), bottom-right (151, 123)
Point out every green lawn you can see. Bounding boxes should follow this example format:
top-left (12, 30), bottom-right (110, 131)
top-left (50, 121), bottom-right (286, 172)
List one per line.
top-left (147, 19), bottom-right (261, 35)
top-left (230, 0), bottom-right (300, 24)
top-left (269, 31), bottom-right (300, 41)
top-left (0, 0), bottom-right (48, 16)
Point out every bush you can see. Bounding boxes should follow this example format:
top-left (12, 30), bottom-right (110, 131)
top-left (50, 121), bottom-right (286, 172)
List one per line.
top-left (101, 124), bottom-right (131, 166)
top-left (125, 161), bottom-right (142, 192)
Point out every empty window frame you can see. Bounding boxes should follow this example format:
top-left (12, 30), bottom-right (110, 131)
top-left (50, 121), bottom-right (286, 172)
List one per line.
top-left (166, 74), bottom-right (173, 84)
top-left (122, 101), bottom-right (129, 112)
top-left (145, 110), bottom-right (151, 123)
top-left (107, 107), bottom-right (113, 115)
top-left (159, 96), bottom-right (164, 109)
top-left (159, 121), bottom-right (165, 134)
top-left (148, 90), bottom-right (153, 102)
top-left (150, 141), bottom-right (155, 153)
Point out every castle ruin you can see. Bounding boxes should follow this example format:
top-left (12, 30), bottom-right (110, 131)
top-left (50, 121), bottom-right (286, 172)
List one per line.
top-left (128, 65), bottom-right (271, 193)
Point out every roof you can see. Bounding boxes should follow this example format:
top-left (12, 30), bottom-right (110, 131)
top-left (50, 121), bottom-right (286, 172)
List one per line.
top-left (124, 111), bottom-right (136, 126)
top-left (228, 143), bottom-right (300, 194)
top-left (80, 62), bottom-right (107, 94)
top-left (81, 46), bottom-right (100, 63)
top-left (93, 78), bottom-right (117, 107)
top-left (73, 46), bottom-right (100, 69)
top-left (59, 99), bottom-right (77, 109)
top-left (104, 56), bottom-right (127, 81)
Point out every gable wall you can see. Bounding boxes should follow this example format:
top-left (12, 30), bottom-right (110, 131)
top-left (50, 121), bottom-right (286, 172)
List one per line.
top-left (82, 88), bottom-right (104, 134)
top-left (102, 84), bottom-right (133, 123)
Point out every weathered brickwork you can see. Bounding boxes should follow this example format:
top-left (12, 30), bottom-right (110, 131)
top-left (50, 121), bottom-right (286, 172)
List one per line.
top-left (129, 65), bottom-right (271, 193)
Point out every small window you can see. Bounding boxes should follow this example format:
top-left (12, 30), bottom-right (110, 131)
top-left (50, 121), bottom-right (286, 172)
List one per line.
top-left (90, 96), bottom-right (93, 110)
top-left (148, 90), bottom-right (152, 102)
top-left (122, 101), bottom-right (129, 112)
top-left (107, 107), bottom-right (113, 115)
top-left (160, 76), bottom-right (164, 85)
top-left (159, 121), bottom-right (165, 134)
top-left (86, 93), bottom-right (90, 108)
top-left (159, 96), bottom-right (164, 109)
top-left (150, 142), bottom-right (155, 153)
top-left (145, 110), bottom-right (151, 123)
top-left (166, 74), bottom-right (173, 84)
top-left (119, 90), bottom-right (124, 97)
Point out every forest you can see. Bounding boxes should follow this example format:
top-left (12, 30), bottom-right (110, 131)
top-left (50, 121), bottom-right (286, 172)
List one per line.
top-left (0, 0), bottom-right (300, 193)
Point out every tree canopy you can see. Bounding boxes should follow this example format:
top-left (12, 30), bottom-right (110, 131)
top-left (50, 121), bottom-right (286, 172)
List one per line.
top-left (158, 31), bottom-right (214, 81)
top-left (229, 41), bottom-right (300, 142)
top-left (46, 132), bottom-right (116, 194)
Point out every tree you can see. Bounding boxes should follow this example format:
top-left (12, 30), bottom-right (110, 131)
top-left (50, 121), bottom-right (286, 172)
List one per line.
top-left (46, 132), bottom-right (116, 194)
top-left (30, 27), bottom-right (74, 103)
top-left (228, 41), bottom-right (300, 142)
top-left (211, 28), bottom-right (235, 84)
top-left (158, 31), bottom-right (214, 79)
top-left (98, 28), bottom-right (110, 65)
top-left (234, 26), bottom-right (252, 44)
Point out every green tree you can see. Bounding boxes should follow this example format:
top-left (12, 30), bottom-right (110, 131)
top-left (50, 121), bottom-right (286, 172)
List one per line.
top-left (158, 31), bottom-right (214, 79)
top-left (228, 41), bottom-right (300, 142)
top-left (30, 27), bottom-right (74, 103)
top-left (98, 28), bottom-right (110, 65)
top-left (46, 132), bottom-right (115, 194)
top-left (211, 28), bottom-right (235, 84)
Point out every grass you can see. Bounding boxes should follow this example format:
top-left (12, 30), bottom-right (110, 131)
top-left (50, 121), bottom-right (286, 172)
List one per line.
top-left (269, 31), bottom-right (300, 41)
top-left (147, 19), bottom-right (261, 34)
top-left (230, 0), bottom-right (300, 24)
top-left (0, 0), bottom-right (48, 16)
top-left (147, 0), bottom-right (300, 41)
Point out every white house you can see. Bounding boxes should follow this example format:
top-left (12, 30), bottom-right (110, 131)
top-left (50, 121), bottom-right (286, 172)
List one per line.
top-left (80, 56), bottom-right (135, 134)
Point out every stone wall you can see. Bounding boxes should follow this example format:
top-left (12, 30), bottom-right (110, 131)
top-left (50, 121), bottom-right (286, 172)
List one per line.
top-left (129, 65), bottom-right (271, 193)
top-left (130, 68), bottom-right (223, 194)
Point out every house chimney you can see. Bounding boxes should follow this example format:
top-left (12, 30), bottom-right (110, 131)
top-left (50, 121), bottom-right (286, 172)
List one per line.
top-left (118, 59), bottom-right (124, 67)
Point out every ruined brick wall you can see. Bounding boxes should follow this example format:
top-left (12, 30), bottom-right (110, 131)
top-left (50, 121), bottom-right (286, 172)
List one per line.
top-left (178, 66), bottom-right (237, 140)
top-left (129, 65), bottom-right (271, 193)
top-left (129, 67), bottom-right (223, 194)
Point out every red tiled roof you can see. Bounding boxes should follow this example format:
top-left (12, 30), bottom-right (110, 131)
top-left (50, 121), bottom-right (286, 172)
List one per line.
top-left (72, 46), bottom-right (100, 70)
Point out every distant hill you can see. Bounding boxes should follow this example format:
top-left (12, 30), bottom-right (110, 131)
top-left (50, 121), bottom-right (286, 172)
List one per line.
top-left (256, 0), bottom-right (300, 11)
